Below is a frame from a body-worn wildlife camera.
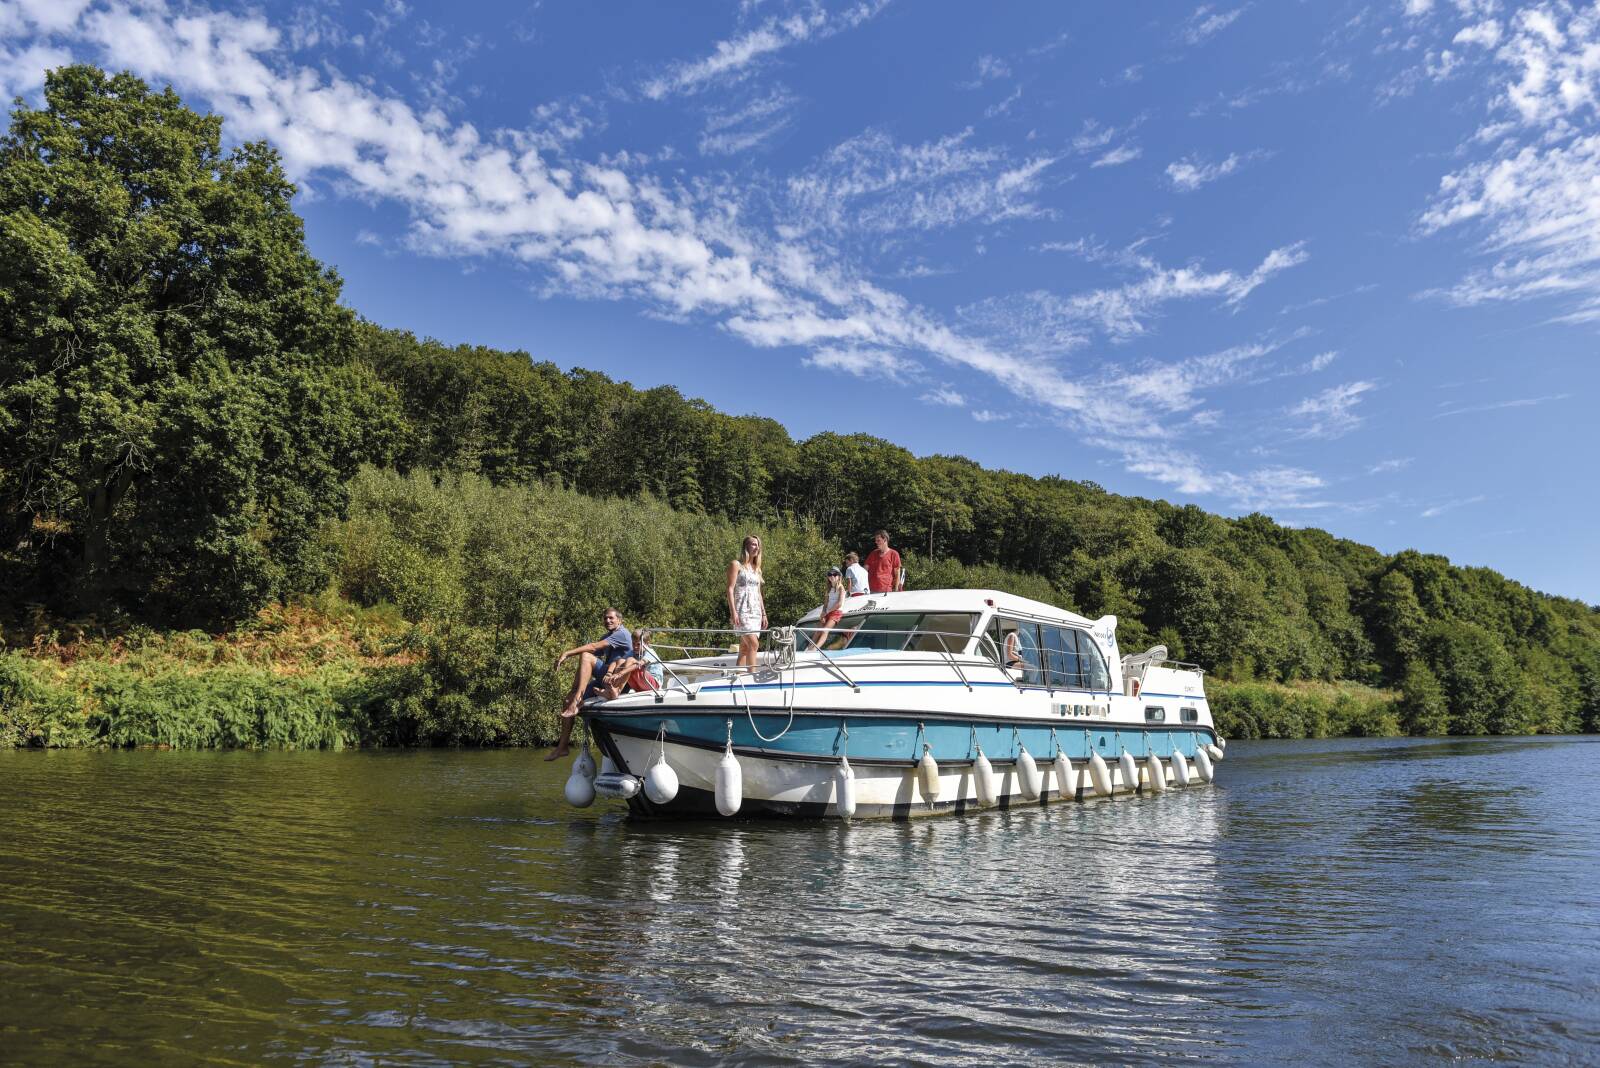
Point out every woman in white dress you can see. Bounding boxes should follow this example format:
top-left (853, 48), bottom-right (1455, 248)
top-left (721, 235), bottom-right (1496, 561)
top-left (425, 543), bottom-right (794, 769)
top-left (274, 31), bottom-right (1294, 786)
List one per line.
top-left (727, 534), bottom-right (767, 669)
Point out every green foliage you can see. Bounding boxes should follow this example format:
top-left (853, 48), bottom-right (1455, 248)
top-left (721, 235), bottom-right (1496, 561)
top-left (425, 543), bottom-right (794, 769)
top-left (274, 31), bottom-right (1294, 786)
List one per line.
top-left (1209, 679), bottom-right (1401, 740)
top-left (0, 649), bottom-right (361, 749)
top-left (0, 66), bottom-right (395, 626)
top-left (1398, 660), bottom-right (1449, 737)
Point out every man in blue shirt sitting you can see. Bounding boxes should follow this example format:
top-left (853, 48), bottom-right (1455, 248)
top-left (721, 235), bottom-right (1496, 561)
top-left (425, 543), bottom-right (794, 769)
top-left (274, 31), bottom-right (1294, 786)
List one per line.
top-left (547, 607), bottom-right (633, 760)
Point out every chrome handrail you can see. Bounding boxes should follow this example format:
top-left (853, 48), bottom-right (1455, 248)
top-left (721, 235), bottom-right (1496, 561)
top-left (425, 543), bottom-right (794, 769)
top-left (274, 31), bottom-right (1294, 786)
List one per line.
top-left (604, 625), bottom-right (1005, 701)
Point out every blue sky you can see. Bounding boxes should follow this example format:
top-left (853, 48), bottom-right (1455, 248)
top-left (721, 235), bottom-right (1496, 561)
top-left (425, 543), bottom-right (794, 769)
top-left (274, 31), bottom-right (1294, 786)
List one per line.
top-left (4, 0), bottom-right (1597, 603)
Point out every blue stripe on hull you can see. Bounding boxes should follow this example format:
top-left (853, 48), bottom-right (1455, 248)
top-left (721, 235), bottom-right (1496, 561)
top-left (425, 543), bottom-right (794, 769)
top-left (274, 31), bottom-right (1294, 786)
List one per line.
top-left (590, 710), bottom-right (1214, 764)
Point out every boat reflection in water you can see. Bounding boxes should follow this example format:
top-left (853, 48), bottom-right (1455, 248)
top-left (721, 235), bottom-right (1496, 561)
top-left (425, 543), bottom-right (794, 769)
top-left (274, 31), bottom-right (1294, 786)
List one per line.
top-left (589, 772), bottom-right (1232, 1061)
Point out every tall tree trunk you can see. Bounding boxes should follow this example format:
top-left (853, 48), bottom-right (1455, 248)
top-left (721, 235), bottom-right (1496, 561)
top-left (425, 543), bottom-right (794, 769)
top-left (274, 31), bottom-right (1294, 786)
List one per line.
top-left (76, 465), bottom-right (133, 614)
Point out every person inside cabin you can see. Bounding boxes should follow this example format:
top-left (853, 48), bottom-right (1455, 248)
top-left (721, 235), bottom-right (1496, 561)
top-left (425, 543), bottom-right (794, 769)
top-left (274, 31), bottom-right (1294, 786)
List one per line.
top-left (865, 529), bottom-right (905, 593)
top-left (1003, 628), bottom-right (1024, 675)
top-left (547, 607), bottom-right (633, 760)
top-left (812, 566), bottom-right (848, 647)
top-left (727, 534), bottom-right (767, 669)
top-left (843, 551), bottom-right (870, 597)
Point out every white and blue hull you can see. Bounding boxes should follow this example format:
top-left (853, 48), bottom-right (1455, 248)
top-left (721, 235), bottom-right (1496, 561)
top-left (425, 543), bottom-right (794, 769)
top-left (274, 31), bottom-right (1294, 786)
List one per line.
top-left (584, 654), bottom-right (1219, 820)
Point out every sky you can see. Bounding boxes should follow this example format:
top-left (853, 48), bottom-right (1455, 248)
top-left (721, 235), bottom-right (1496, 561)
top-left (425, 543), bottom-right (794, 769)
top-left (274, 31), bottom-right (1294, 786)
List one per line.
top-left (2, 0), bottom-right (1598, 604)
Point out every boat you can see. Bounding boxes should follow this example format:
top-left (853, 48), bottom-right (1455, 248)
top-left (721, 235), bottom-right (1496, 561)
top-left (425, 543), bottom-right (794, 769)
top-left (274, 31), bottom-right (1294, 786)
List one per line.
top-left (570, 589), bottom-right (1223, 819)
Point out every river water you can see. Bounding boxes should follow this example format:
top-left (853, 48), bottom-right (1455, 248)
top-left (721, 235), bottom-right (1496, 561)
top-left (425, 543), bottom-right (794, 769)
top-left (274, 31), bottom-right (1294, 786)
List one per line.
top-left (2, 735), bottom-right (1597, 1065)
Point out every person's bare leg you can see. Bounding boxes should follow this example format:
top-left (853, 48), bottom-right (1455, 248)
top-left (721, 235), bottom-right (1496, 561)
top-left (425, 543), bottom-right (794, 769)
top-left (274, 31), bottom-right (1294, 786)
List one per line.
top-left (546, 653), bottom-right (597, 760)
top-left (561, 652), bottom-right (597, 718)
top-left (738, 633), bottom-right (759, 669)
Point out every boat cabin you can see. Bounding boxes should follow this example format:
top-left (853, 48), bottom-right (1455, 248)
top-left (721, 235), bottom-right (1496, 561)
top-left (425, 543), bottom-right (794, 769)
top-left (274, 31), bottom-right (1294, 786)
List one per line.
top-left (795, 589), bottom-right (1120, 692)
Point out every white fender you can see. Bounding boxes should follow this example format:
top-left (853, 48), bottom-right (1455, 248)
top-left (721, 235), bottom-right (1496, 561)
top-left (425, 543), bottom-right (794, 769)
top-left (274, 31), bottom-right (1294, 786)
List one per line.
top-left (1217, 736), bottom-right (1227, 751)
top-left (918, 746), bottom-right (941, 804)
top-left (1206, 743), bottom-right (1225, 762)
top-left (1088, 751), bottom-right (1112, 797)
top-left (574, 746), bottom-right (597, 782)
top-left (715, 744), bottom-right (743, 817)
top-left (1118, 750), bottom-right (1138, 795)
top-left (1145, 752), bottom-right (1167, 794)
top-left (564, 752), bottom-right (595, 808)
top-left (835, 755), bottom-right (856, 820)
top-left (645, 758), bottom-right (679, 804)
top-left (974, 748), bottom-right (997, 808)
top-left (1054, 752), bottom-right (1074, 800)
top-left (1195, 745), bottom-right (1214, 783)
top-left (1016, 746), bottom-right (1042, 801)
top-left (1172, 749), bottom-right (1191, 787)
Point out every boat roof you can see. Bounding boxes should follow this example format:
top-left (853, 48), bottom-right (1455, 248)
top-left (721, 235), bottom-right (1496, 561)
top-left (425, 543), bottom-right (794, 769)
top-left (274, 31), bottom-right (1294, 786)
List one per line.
top-left (796, 588), bottom-right (1099, 628)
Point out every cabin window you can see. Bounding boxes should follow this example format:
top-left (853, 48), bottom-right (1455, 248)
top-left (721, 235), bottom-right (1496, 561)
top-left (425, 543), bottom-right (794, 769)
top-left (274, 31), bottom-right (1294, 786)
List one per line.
top-left (1145, 705), bottom-right (1166, 722)
top-left (906, 613), bottom-right (979, 653)
top-left (1181, 707), bottom-right (1199, 724)
top-left (989, 617), bottom-right (1044, 685)
top-left (811, 612), bottom-right (978, 653)
top-left (1042, 625), bottom-right (1083, 689)
top-left (1072, 629), bottom-right (1112, 691)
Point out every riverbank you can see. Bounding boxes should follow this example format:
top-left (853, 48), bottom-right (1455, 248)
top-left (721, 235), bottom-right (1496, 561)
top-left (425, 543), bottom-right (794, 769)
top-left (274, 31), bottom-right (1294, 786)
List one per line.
top-left (1207, 678), bottom-right (1401, 739)
top-left (0, 599), bottom-right (405, 749)
top-left (4, 599), bottom-right (1403, 748)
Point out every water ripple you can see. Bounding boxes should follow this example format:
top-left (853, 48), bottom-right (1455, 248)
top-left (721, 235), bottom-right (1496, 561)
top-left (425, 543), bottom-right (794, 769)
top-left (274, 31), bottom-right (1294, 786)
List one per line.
top-left (2, 738), bottom-right (1598, 1065)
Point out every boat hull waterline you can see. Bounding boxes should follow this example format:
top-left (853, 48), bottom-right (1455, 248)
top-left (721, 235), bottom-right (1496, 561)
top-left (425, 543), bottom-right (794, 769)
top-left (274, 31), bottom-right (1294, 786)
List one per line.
top-left (590, 720), bottom-right (1216, 820)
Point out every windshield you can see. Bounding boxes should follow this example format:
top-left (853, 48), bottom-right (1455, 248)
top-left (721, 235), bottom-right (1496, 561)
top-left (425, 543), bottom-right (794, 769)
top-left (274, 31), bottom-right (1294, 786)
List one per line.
top-left (801, 612), bottom-right (977, 653)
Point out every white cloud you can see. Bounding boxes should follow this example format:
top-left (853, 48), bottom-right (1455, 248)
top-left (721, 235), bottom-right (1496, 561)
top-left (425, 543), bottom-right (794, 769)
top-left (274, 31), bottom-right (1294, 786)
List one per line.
top-left (640, 0), bottom-right (889, 100)
top-left (1104, 340), bottom-right (1281, 420)
top-left (1368, 457), bottom-right (1413, 474)
top-left (1453, 19), bottom-right (1502, 48)
top-left (1404, 0), bottom-right (1435, 16)
top-left (971, 408), bottom-right (1010, 422)
top-left (1287, 380), bottom-right (1376, 439)
top-left (699, 87), bottom-right (797, 155)
top-left (1418, 4), bottom-right (1600, 319)
top-left (1116, 441), bottom-right (1334, 511)
top-left (1182, 5), bottom-right (1247, 46)
top-left (984, 85), bottom-right (1022, 119)
top-left (787, 127), bottom-right (1057, 233)
top-left (960, 53), bottom-right (1011, 88)
top-left (804, 346), bottom-right (920, 381)
top-left (962, 244), bottom-right (1309, 355)
top-left (1432, 393), bottom-right (1570, 417)
top-left (920, 386), bottom-right (966, 406)
top-left (1306, 350), bottom-right (1338, 371)
top-left (1165, 151), bottom-right (1266, 191)
top-left (1092, 144), bottom-right (1141, 168)
top-left (1421, 494), bottom-right (1486, 518)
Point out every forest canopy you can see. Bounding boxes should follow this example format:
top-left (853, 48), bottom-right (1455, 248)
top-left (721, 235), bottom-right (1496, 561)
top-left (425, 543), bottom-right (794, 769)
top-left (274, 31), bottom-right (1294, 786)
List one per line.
top-left (3, 67), bottom-right (1597, 743)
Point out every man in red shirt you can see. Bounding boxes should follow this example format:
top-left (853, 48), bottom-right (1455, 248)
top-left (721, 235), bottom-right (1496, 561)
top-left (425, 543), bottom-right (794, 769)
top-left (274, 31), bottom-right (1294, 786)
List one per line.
top-left (865, 529), bottom-right (904, 593)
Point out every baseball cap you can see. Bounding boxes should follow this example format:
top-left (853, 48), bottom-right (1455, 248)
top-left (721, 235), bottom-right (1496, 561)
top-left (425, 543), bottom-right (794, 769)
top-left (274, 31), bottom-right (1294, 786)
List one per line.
top-left (827, 566), bottom-right (841, 575)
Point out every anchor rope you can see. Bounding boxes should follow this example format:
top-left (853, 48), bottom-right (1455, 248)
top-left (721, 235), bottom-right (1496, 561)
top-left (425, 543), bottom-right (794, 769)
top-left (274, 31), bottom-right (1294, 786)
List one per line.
top-left (737, 661), bottom-right (798, 743)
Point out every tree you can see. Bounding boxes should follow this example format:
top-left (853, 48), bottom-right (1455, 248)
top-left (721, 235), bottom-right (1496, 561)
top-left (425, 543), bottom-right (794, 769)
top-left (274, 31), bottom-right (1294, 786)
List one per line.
top-left (1398, 660), bottom-right (1449, 736)
top-left (0, 66), bottom-right (394, 624)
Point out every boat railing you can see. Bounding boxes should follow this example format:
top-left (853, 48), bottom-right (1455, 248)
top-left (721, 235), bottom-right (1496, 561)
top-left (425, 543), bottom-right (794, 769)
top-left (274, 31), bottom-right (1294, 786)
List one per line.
top-left (616, 625), bottom-right (1011, 700)
top-left (1123, 658), bottom-right (1207, 679)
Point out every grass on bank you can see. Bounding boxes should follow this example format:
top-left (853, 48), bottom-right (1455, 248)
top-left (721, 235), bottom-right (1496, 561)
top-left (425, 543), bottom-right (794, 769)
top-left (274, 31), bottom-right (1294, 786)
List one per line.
top-left (0, 598), bottom-right (409, 749)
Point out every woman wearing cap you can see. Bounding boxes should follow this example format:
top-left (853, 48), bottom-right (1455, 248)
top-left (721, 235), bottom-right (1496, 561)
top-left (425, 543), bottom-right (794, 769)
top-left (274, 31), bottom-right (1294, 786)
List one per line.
top-left (813, 566), bottom-right (848, 648)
